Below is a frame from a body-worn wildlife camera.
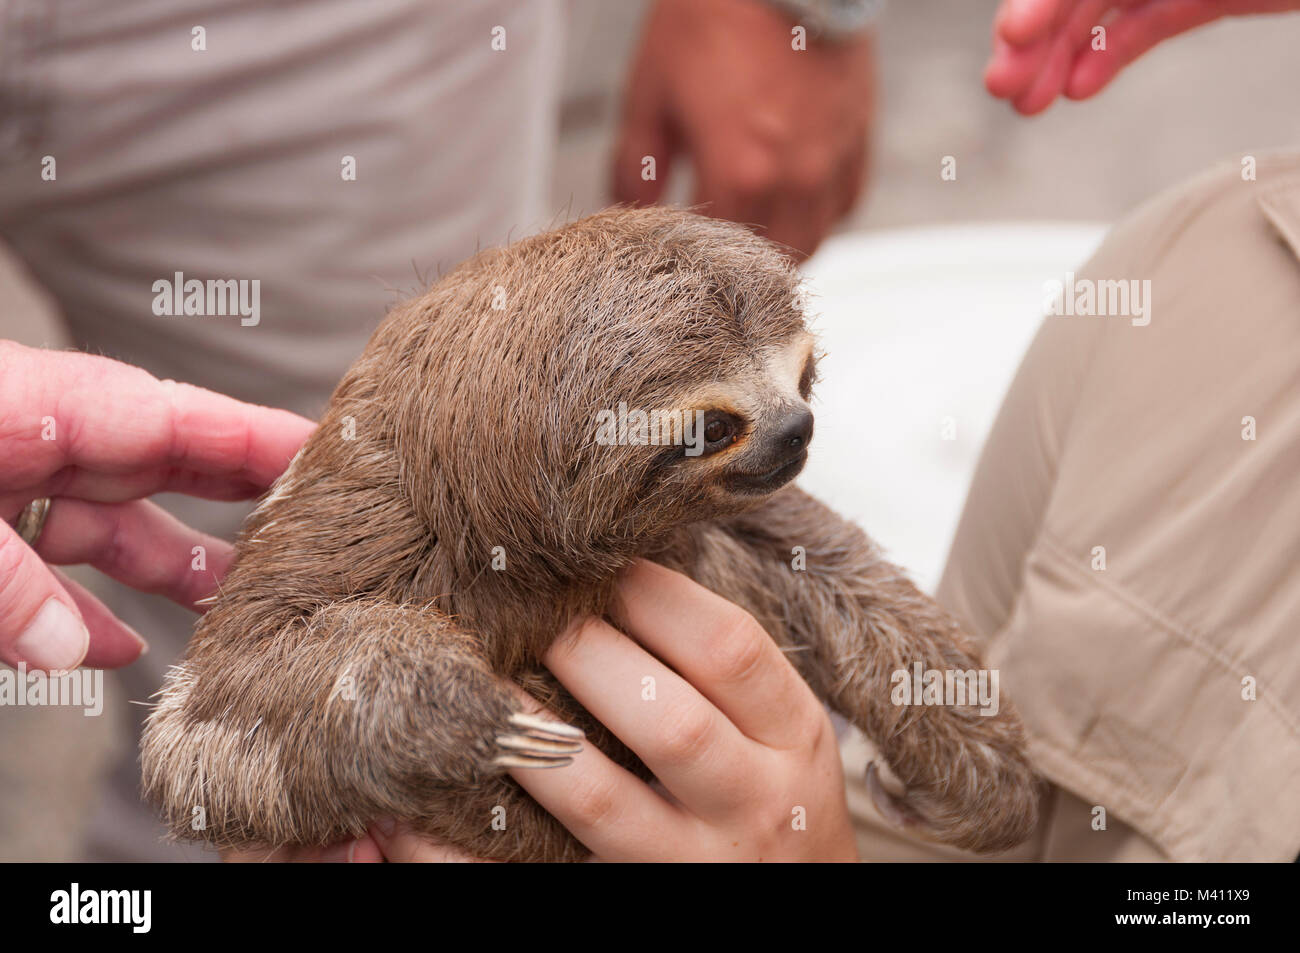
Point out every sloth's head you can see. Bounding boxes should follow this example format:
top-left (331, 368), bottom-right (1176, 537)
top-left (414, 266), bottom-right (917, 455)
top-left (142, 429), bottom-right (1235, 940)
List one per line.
top-left (384, 206), bottom-right (817, 573)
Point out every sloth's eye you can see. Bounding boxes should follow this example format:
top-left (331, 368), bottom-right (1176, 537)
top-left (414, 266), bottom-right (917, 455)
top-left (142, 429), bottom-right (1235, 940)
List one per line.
top-left (699, 410), bottom-right (741, 454)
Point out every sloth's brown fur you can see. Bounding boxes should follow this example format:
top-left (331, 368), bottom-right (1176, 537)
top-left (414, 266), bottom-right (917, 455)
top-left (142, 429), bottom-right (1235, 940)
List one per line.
top-left (141, 207), bottom-right (1039, 861)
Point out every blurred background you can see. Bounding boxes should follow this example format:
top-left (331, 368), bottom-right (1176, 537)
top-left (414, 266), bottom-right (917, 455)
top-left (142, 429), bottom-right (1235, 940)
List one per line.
top-left (2, 0), bottom-right (1299, 860)
top-left (7, 0), bottom-right (1299, 583)
top-left (555, 0), bottom-right (1300, 226)
top-left (11, 1), bottom-right (1300, 340)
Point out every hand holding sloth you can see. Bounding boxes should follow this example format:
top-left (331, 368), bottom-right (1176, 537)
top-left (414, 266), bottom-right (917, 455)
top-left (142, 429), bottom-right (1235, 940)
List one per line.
top-left (142, 207), bottom-right (1040, 861)
top-left (233, 563), bottom-right (860, 863)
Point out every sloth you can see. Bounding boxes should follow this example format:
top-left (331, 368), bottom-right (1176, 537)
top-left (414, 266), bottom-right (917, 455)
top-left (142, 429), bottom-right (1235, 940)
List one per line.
top-left (141, 207), bottom-right (1039, 861)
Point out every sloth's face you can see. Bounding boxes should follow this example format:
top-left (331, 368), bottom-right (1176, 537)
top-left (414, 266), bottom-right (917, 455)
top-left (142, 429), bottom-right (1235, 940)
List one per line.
top-left (682, 331), bottom-right (818, 503)
top-left (591, 328), bottom-right (819, 519)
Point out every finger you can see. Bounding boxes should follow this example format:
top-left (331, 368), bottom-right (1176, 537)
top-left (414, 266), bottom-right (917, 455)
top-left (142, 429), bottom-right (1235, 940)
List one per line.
top-left (0, 342), bottom-right (314, 493)
top-left (695, 181), bottom-right (776, 238)
top-left (542, 615), bottom-right (753, 816)
top-left (984, 34), bottom-right (1059, 101)
top-left (1011, 0), bottom-right (1115, 114)
top-left (499, 682), bottom-right (687, 860)
top-left (317, 836), bottom-right (384, 863)
top-left (0, 521), bottom-right (89, 671)
top-left (1010, 30), bottom-right (1081, 113)
top-left (986, 0), bottom-right (1116, 105)
top-left (995, 0), bottom-right (1074, 46)
top-left (347, 835), bottom-right (385, 863)
top-left (369, 820), bottom-right (493, 863)
top-left (1, 469), bottom-right (273, 513)
top-left (760, 208), bottom-right (818, 261)
top-left (691, 136), bottom-right (779, 234)
top-left (762, 191), bottom-right (839, 260)
top-left (56, 569), bottom-right (149, 669)
top-left (1064, 0), bottom-right (1229, 100)
top-left (33, 498), bottom-right (234, 613)
top-left (507, 719), bottom-right (686, 862)
top-left (612, 71), bottom-right (676, 206)
top-left (612, 560), bottom-right (822, 750)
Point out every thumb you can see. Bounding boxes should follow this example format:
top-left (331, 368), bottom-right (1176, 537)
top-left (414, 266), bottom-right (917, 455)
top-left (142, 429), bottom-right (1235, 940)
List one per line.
top-left (0, 520), bottom-right (89, 671)
top-left (612, 69), bottom-right (675, 207)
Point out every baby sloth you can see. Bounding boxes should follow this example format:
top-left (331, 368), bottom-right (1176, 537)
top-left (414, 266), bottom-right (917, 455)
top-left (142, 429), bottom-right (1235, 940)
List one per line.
top-left (141, 207), bottom-right (1039, 861)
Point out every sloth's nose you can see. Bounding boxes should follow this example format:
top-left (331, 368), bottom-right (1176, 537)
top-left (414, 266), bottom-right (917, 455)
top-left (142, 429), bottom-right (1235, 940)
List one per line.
top-left (774, 408), bottom-right (814, 453)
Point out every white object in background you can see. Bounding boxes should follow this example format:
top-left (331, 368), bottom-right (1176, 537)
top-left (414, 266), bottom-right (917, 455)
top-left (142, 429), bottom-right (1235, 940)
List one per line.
top-left (798, 223), bottom-right (1108, 593)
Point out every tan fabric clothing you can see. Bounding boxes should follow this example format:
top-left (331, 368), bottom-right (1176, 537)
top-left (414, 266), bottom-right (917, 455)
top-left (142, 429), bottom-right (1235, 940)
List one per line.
top-left (912, 152), bottom-right (1300, 862)
top-left (840, 724), bottom-right (1165, 861)
top-left (0, 0), bottom-right (563, 410)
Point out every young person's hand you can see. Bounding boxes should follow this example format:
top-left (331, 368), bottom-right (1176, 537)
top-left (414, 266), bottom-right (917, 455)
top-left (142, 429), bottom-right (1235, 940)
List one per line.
top-left (614, 0), bottom-right (876, 259)
top-left (367, 560), bottom-right (858, 863)
top-left (0, 341), bottom-right (313, 671)
top-left (985, 0), bottom-right (1300, 114)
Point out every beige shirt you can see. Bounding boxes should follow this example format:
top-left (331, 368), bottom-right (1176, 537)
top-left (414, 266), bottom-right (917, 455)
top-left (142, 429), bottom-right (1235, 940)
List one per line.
top-left (931, 152), bottom-right (1300, 862)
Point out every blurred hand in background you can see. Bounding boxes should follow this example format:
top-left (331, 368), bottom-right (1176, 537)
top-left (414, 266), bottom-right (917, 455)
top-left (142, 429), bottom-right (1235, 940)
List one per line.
top-left (986, 0), bottom-right (1300, 115)
top-left (613, 0), bottom-right (876, 259)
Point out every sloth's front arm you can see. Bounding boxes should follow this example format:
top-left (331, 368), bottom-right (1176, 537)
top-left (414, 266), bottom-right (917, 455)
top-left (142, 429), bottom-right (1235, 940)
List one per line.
top-left (139, 598), bottom-right (582, 850)
top-left (662, 487), bottom-right (1040, 854)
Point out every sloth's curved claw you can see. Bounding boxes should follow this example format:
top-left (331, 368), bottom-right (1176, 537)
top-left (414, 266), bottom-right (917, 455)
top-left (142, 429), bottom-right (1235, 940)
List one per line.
top-left (491, 714), bottom-right (585, 768)
top-left (495, 733), bottom-right (583, 757)
top-left (508, 712), bottom-right (585, 740)
top-left (493, 753), bottom-right (576, 770)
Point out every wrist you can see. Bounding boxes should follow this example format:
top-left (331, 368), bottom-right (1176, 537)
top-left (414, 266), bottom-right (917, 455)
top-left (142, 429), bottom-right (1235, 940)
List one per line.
top-left (761, 0), bottom-right (884, 41)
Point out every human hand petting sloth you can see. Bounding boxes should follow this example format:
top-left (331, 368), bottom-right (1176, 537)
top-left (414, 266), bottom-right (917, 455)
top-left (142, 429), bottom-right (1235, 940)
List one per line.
top-left (0, 341), bottom-right (313, 672)
top-left (985, 0), bottom-right (1300, 114)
